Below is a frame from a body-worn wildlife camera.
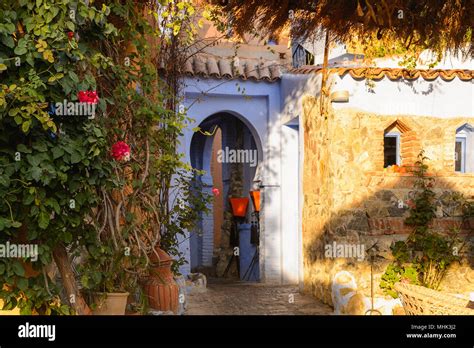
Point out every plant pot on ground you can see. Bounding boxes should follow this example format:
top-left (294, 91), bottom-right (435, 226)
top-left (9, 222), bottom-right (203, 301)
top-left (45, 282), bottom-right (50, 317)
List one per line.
top-left (141, 245), bottom-right (179, 314)
top-left (90, 291), bottom-right (129, 315)
top-left (79, 245), bottom-right (133, 315)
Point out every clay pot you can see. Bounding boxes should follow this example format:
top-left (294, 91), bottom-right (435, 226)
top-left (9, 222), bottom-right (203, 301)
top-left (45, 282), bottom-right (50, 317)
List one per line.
top-left (142, 246), bottom-right (179, 313)
top-left (92, 292), bottom-right (129, 315)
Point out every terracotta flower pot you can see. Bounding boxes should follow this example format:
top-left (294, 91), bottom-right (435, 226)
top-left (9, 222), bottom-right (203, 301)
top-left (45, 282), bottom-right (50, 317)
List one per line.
top-left (142, 246), bottom-right (179, 313)
top-left (92, 292), bottom-right (129, 315)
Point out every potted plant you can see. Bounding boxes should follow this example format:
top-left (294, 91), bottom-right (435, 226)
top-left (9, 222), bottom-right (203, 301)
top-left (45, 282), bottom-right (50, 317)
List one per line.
top-left (78, 242), bottom-right (132, 315)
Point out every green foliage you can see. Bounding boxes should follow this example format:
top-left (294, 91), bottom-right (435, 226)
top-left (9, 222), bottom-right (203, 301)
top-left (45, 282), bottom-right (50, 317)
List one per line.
top-left (462, 197), bottom-right (474, 218)
top-left (78, 243), bottom-right (133, 294)
top-left (80, 0), bottom-right (211, 286)
top-left (0, 0), bottom-right (116, 314)
top-left (380, 264), bottom-right (419, 298)
top-left (404, 151), bottom-right (436, 232)
top-left (0, 0), bottom-right (209, 314)
top-left (381, 151), bottom-right (463, 297)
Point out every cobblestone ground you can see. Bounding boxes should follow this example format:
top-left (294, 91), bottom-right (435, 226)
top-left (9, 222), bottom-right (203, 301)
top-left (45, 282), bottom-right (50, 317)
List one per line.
top-left (185, 279), bottom-right (333, 315)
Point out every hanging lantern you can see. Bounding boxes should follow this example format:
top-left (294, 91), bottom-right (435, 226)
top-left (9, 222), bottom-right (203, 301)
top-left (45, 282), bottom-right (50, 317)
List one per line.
top-left (229, 197), bottom-right (249, 218)
top-left (249, 191), bottom-right (261, 212)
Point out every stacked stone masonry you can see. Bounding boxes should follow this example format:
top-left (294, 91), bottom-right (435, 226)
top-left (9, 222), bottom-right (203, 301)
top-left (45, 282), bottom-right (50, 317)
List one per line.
top-left (302, 96), bottom-right (474, 306)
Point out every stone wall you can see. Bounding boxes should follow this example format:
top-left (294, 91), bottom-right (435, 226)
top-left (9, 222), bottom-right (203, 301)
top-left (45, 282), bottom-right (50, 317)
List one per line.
top-left (302, 95), bottom-right (474, 306)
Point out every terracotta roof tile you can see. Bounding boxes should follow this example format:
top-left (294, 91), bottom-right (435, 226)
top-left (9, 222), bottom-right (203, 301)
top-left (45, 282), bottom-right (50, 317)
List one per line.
top-left (288, 66), bottom-right (474, 81)
top-left (184, 54), bottom-right (282, 82)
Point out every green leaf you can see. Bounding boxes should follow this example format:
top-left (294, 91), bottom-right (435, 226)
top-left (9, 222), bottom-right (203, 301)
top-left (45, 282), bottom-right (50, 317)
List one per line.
top-left (17, 277), bottom-right (28, 291)
top-left (70, 151), bottom-right (82, 164)
top-left (47, 73), bottom-right (64, 83)
top-left (0, 63), bottom-right (7, 71)
top-left (68, 71), bottom-right (79, 83)
top-left (14, 46), bottom-right (27, 56)
top-left (21, 120), bottom-right (31, 133)
top-left (30, 166), bottom-right (42, 181)
top-left (46, 198), bottom-right (60, 214)
top-left (38, 210), bottom-right (49, 229)
top-left (17, 144), bottom-right (32, 153)
top-left (0, 263), bottom-right (5, 275)
top-left (0, 175), bottom-right (10, 187)
top-left (65, 21), bottom-right (75, 31)
top-left (32, 142), bottom-right (47, 152)
top-left (12, 261), bottom-right (25, 277)
top-left (63, 232), bottom-right (72, 244)
top-left (52, 147), bottom-right (64, 159)
top-left (23, 194), bottom-right (34, 205)
top-left (1, 35), bottom-right (15, 48)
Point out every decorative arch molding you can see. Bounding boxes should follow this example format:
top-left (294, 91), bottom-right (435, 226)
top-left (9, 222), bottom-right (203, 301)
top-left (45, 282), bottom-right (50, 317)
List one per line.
top-left (378, 118), bottom-right (421, 168)
top-left (456, 123), bottom-right (474, 133)
top-left (189, 110), bottom-right (264, 164)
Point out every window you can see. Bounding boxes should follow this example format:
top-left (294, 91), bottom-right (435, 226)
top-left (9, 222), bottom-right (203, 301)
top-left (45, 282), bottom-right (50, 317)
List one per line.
top-left (455, 137), bottom-right (466, 173)
top-left (292, 44), bottom-right (315, 68)
top-left (384, 132), bottom-right (401, 168)
top-left (455, 124), bottom-right (473, 173)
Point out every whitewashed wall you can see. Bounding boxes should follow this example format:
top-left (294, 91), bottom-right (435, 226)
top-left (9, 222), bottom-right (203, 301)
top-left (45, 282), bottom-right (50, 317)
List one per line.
top-left (331, 74), bottom-right (474, 118)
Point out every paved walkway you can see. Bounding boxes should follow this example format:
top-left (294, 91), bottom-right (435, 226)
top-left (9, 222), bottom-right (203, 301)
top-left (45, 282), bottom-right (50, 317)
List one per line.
top-left (185, 280), bottom-right (332, 315)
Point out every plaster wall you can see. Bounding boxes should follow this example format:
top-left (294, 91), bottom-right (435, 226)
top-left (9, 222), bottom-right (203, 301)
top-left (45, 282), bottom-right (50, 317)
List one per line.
top-left (179, 77), bottom-right (301, 284)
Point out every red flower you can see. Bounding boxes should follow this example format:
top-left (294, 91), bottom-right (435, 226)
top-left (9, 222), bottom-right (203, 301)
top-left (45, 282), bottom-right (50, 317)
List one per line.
top-left (78, 90), bottom-right (99, 104)
top-left (67, 31), bottom-right (74, 40)
top-left (111, 141), bottom-right (131, 162)
top-left (212, 188), bottom-right (220, 197)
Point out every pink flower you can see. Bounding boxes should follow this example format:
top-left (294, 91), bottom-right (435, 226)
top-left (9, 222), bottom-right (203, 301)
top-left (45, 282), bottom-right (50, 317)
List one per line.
top-left (212, 188), bottom-right (220, 197)
top-left (78, 90), bottom-right (99, 104)
top-left (111, 141), bottom-right (131, 162)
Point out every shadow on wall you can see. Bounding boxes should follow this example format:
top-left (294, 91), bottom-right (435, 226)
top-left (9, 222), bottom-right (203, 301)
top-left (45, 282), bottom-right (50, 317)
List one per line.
top-left (301, 96), bottom-right (474, 308)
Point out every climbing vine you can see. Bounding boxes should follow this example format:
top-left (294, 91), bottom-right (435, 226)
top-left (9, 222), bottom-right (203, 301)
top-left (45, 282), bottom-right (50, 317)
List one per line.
top-left (0, 0), bottom-right (210, 314)
top-left (380, 151), bottom-right (463, 297)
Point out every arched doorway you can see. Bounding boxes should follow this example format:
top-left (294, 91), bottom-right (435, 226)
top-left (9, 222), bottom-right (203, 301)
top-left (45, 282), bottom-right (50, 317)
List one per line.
top-left (189, 112), bottom-right (262, 280)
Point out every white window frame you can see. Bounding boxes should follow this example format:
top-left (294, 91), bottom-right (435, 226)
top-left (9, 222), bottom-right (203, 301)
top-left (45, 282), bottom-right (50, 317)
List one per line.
top-left (455, 136), bottom-right (466, 173)
top-left (384, 132), bottom-right (401, 167)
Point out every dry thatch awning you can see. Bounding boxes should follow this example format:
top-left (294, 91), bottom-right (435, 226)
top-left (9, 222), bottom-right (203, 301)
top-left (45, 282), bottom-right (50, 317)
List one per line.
top-left (209, 0), bottom-right (473, 57)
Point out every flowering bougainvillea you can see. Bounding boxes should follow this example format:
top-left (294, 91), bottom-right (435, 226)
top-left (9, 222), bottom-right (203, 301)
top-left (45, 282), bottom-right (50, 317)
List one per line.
top-left (78, 90), bottom-right (99, 104)
top-left (111, 141), bottom-right (131, 162)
